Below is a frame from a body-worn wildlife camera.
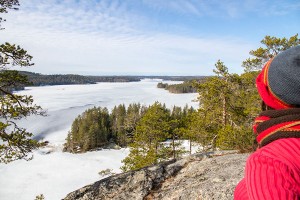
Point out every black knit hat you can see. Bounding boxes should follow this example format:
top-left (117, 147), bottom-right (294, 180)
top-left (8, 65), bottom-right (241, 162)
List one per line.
top-left (256, 45), bottom-right (300, 109)
top-left (268, 45), bottom-right (300, 106)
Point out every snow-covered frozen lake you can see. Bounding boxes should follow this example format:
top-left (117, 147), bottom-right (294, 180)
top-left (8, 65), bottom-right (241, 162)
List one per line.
top-left (0, 79), bottom-right (198, 200)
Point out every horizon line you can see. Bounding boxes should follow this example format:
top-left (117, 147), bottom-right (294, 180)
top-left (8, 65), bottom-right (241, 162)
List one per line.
top-left (17, 70), bottom-right (211, 77)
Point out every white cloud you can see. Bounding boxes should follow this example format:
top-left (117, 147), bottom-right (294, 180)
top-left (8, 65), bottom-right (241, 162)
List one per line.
top-left (0, 0), bottom-right (257, 75)
top-left (142, 0), bottom-right (300, 18)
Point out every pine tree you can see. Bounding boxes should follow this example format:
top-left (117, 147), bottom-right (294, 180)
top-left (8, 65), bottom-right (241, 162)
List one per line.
top-left (194, 60), bottom-right (253, 151)
top-left (124, 103), bottom-right (142, 141)
top-left (168, 105), bottom-right (192, 158)
top-left (121, 102), bottom-right (170, 171)
top-left (191, 35), bottom-right (300, 152)
top-left (0, 0), bottom-right (44, 163)
top-left (110, 104), bottom-right (126, 146)
top-left (243, 34), bottom-right (300, 72)
top-left (64, 107), bottom-right (111, 153)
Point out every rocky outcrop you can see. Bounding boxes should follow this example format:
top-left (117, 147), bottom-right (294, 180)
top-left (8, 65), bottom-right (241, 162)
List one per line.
top-left (64, 151), bottom-right (249, 200)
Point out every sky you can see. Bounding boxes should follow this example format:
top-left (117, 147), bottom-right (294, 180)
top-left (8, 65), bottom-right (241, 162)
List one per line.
top-left (0, 0), bottom-right (299, 76)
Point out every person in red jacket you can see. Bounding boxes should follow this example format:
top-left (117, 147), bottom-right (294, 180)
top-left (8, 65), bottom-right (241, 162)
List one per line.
top-left (234, 45), bottom-right (300, 200)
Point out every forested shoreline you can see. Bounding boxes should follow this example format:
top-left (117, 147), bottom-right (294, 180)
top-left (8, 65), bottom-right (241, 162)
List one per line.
top-left (20, 71), bottom-right (208, 86)
top-left (157, 79), bottom-right (202, 93)
top-left (2, 70), bottom-right (207, 92)
top-left (19, 71), bottom-right (141, 86)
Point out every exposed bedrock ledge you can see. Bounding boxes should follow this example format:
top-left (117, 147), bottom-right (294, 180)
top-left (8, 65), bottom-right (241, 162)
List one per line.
top-left (64, 151), bottom-right (249, 200)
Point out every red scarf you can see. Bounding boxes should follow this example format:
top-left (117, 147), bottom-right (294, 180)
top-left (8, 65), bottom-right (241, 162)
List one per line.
top-left (253, 108), bottom-right (300, 147)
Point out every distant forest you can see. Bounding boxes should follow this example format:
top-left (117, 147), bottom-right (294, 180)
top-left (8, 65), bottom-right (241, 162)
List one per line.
top-left (19, 71), bottom-right (208, 86)
top-left (19, 71), bottom-right (141, 86)
top-left (157, 79), bottom-right (206, 93)
top-left (5, 71), bottom-right (208, 91)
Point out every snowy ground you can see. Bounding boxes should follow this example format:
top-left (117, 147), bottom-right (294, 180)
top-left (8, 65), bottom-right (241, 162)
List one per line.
top-left (0, 80), bottom-right (198, 200)
top-left (0, 147), bottom-right (129, 200)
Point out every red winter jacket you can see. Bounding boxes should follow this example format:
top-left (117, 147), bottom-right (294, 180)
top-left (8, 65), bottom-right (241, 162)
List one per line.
top-left (234, 138), bottom-right (300, 199)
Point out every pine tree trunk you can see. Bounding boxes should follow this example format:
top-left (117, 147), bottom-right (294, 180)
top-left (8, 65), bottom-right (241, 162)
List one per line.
top-left (189, 137), bottom-right (192, 155)
top-left (172, 133), bottom-right (175, 159)
top-left (222, 94), bottom-right (227, 126)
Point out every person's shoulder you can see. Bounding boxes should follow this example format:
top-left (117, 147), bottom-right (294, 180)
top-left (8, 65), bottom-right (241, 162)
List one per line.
top-left (248, 138), bottom-right (300, 167)
top-left (262, 138), bottom-right (300, 153)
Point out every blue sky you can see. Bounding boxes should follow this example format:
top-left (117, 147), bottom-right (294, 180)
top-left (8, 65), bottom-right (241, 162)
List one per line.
top-left (1, 0), bottom-right (299, 75)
